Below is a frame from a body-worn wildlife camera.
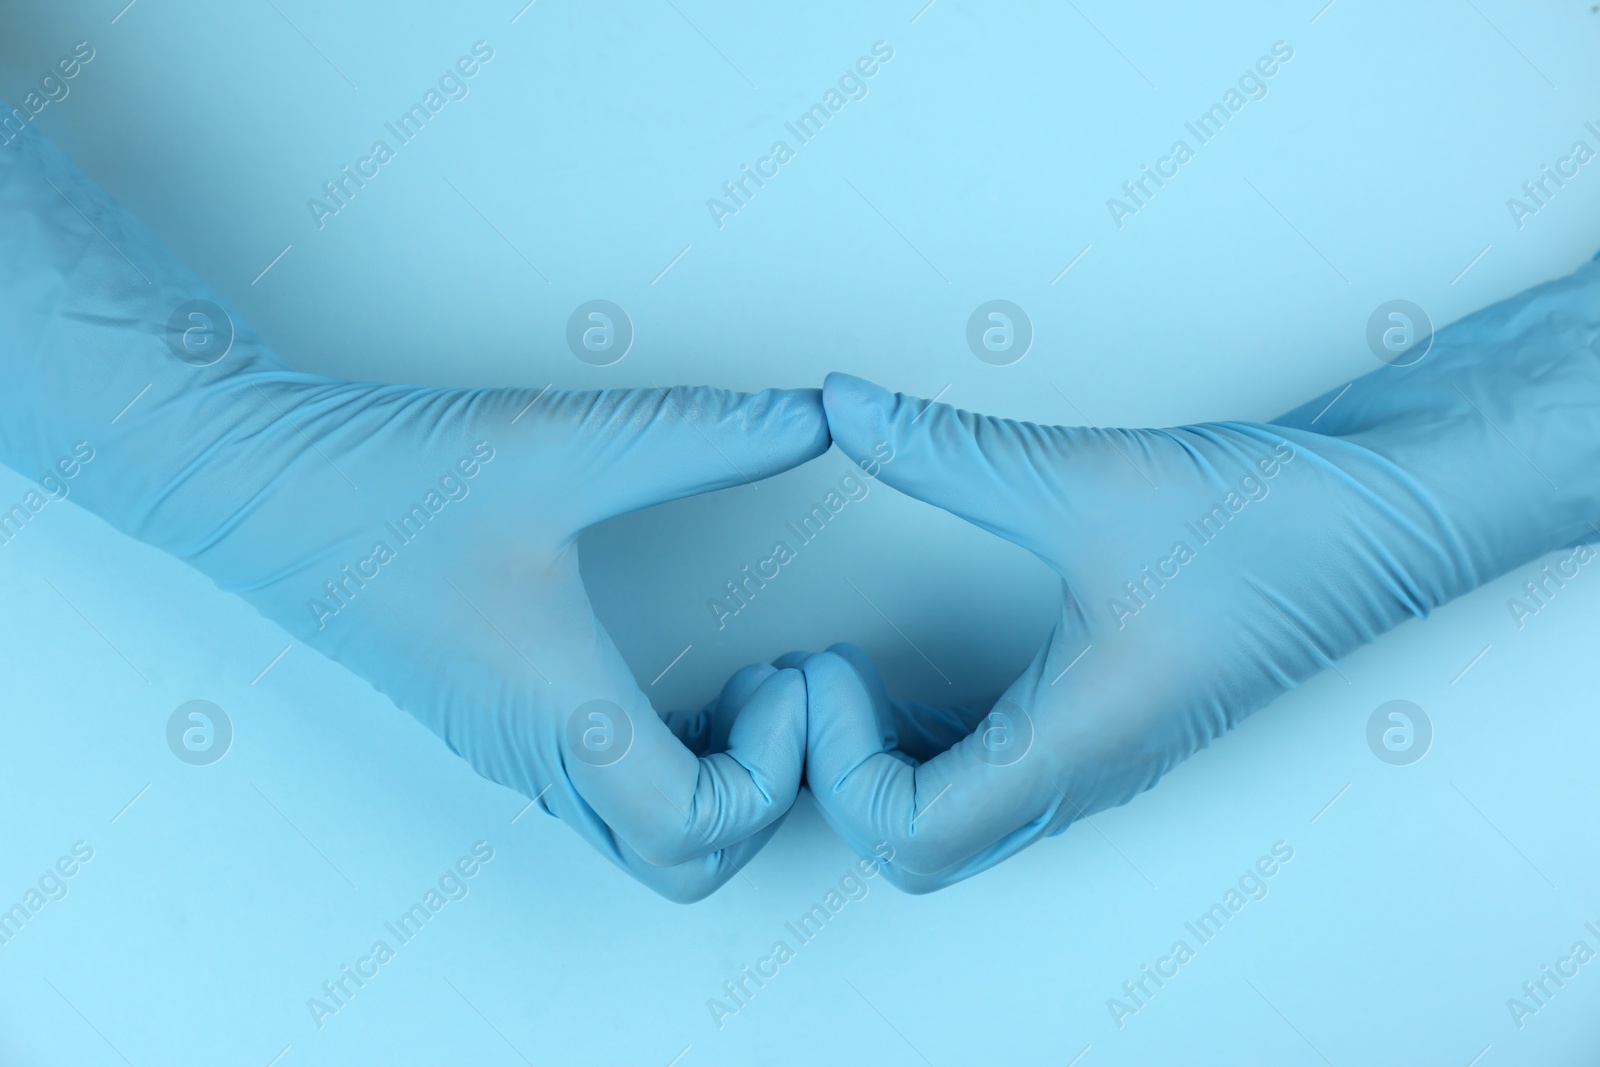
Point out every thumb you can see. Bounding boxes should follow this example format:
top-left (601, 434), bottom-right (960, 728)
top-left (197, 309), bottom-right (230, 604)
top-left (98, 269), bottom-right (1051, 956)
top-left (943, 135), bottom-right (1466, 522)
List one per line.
top-left (532, 385), bottom-right (830, 526)
top-left (823, 373), bottom-right (1158, 567)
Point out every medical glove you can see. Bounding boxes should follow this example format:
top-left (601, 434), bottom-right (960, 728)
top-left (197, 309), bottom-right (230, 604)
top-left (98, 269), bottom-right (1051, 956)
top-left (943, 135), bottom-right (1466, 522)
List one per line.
top-left (0, 118), bottom-right (826, 902)
top-left (809, 257), bottom-right (1600, 891)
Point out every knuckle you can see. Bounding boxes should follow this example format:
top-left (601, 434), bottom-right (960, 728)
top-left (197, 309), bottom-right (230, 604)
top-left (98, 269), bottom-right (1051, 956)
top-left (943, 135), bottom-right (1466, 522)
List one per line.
top-left (893, 834), bottom-right (952, 875)
top-left (881, 867), bottom-right (943, 895)
top-left (653, 877), bottom-right (717, 905)
top-left (633, 831), bottom-right (704, 869)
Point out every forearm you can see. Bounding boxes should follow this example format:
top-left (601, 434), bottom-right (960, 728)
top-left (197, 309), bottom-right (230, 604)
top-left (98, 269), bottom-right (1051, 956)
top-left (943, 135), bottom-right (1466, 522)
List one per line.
top-left (1277, 255), bottom-right (1600, 585)
top-left (0, 116), bottom-right (344, 554)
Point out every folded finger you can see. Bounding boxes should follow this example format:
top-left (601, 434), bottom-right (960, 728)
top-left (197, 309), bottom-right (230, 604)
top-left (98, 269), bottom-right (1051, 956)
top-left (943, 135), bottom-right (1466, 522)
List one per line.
top-left (614, 806), bottom-right (795, 903)
top-left (803, 648), bottom-right (1060, 880)
top-left (657, 662), bottom-right (777, 755)
top-left (565, 666), bottom-right (807, 868)
top-left (536, 769), bottom-right (794, 904)
top-left (822, 642), bottom-right (986, 763)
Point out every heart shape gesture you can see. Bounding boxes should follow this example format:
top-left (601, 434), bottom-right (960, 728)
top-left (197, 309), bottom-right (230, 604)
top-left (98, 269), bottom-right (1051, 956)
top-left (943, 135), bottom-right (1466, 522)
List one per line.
top-left (6, 117), bottom-right (1598, 902)
top-left (807, 255), bottom-right (1600, 891)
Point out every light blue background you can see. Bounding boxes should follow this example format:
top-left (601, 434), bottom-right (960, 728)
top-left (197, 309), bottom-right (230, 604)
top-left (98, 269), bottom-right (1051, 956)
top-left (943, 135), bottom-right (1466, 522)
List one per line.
top-left (3, 1), bottom-right (1600, 1063)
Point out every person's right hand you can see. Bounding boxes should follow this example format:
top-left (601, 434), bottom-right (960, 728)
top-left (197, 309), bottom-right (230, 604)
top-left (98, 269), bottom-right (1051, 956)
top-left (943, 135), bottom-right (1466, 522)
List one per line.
top-left (806, 257), bottom-right (1600, 891)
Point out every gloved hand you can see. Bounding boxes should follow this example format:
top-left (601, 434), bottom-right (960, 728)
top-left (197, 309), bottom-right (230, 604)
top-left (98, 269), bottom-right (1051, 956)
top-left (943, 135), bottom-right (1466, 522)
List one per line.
top-left (0, 115), bottom-right (826, 902)
top-left (809, 259), bottom-right (1600, 891)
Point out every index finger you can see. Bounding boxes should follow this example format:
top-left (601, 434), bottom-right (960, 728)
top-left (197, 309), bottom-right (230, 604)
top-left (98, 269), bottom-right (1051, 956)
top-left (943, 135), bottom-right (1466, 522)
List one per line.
top-left (803, 647), bottom-right (1065, 885)
top-left (563, 661), bottom-right (808, 870)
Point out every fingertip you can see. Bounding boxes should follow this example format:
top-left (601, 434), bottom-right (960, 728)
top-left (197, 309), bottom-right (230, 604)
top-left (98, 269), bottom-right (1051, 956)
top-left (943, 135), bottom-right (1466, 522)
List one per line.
top-left (754, 664), bottom-right (807, 713)
top-left (566, 385), bottom-right (833, 524)
top-left (828, 376), bottom-right (1066, 561)
top-left (822, 371), bottom-right (890, 411)
top-left (822, 373), bottom-right (894, 461)
top-left (771, 648), bottom-right (812, 671)
top-left (800, 648), bottom-right (866, 698)
top-left (678, 661), bottom-right (778, 754)
top-left (727, 665), bottom-right (807, 799)
top-left (760, 386), bottom-right (832, 461)
top-left (720, 661), bottom-right (778, 709)
top-left (822, 642), bottom-right (883, 688)
top-left (800, 650), bottom-right (884, 787)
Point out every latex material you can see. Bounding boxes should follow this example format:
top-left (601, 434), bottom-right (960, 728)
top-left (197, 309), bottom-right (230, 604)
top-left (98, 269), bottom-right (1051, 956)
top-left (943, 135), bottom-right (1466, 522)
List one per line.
top-left (810, 260), bottom-right (1600, 892)
top-left (0, 119), bottom-right (829, 902)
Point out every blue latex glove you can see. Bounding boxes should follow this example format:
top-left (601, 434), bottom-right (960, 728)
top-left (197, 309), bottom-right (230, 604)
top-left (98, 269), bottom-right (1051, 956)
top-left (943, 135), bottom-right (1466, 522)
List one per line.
top-left (0, 118), bottom-right (827, 901)
top-left (810, 260), bottom-right (1600, 891)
